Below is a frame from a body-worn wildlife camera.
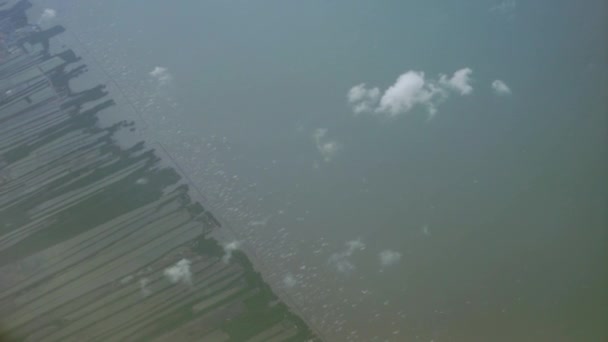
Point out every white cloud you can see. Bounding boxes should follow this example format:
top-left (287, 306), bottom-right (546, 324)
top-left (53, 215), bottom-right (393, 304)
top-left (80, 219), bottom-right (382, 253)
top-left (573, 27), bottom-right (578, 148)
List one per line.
top-left (149, 66), bottom-right (173, 86)
top-left (330, 257), bottom-right (355, 273)
top-left (377, 71), bottom-right (445, 117)
top-left (139, 278), bottom-right (152, 296)
top-left (422, 225), bottom-right (431, 236)
top-left (312, 128), bottom-right (327, 141)
top-left (328, 239), bottom-right (366, 274)
top-left (439, 68), bottom-right (474, 95)
top-left (164, 259), bottom-right (193, 286)
top-left (347, 67), bottom-right (474, 118)
top-left (120, 275), bottom-right (134, 284)
top-left (135, 177), bottom-right (148, 185)
top-left (248, 217), bottom-right (269, 227)
top-left (283, 273), bottom-right (298, 288)
top-left (222, 240), bottom-right (240, 263)
top-left (318, 141), bottom-right (340, 162)
top-left (313, 128), bottom-right (341, 162)
top-left (379, 250), bottom-right (402, 267)
top-left (348, 83), bottom-right (381, 114)
top-left (38, 9), bottom-right (57, 25)
top-left (491, 79), bottom-right (512, 95)
top-left (346, 239), bottom-right (366, 252)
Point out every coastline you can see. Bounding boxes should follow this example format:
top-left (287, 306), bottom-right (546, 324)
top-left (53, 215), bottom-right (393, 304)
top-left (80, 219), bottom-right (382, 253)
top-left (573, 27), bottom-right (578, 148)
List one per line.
top-left (0, 1), bottom-right (319, 341)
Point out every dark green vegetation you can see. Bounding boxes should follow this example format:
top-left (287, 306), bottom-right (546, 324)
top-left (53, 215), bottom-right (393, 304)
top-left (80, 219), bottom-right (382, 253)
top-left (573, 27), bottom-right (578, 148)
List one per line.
top-left (0, 1), bottom-right (317, 341)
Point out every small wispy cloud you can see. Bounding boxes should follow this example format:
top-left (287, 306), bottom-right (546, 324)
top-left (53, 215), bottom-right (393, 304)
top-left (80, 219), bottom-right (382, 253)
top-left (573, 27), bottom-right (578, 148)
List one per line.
top-left (139, 278), bottom-right (152, 296)
top-left (38, 8), bottom-right (57, 25)
top-left (439, 68), bottom-right (474, 95)
top-left (149, 66), bottom-right (173, 86)
top-left (347, 83), bottom-right (381, 114)
top-left (164, 259), bottom-right (193, 286)
top-left (379, 250), bottom-right (402, 267)
top-left (222, 241), bottom-right (240, 263)
top-left (120, 275), bottom-right (134, 284)
top-left (282, 273), bottom-right (298, 288)
top-left (490, 1), bottom-right (516, 14)
top-left (348, 68), bottom-right (474, 119)
top-left (313, 128), bottom-right (341, 162)
top-left (328, 239), bottom-right (366, 274)
top-left (248, 217), bottom-right (269, 227)
top-left (135, 177), bottom-right (148, 185)
top-left (422, 224), bottom-right (431, 236)
top-left (491, 80), bottom-right (512, 96)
